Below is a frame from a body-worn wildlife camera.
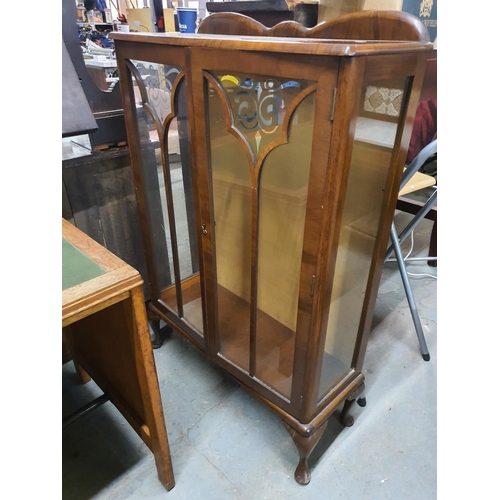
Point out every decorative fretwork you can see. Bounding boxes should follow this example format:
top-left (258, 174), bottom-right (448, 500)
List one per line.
top-left (129, 61), bottom-right (183, 126)
top-left (364, 85), bottom-right (403, 117)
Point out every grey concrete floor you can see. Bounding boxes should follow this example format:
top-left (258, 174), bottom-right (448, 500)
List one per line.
top-left (62, 212), bottom-right (437, 500)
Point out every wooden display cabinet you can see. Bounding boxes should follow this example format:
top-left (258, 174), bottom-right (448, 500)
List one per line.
top-left (111, 14), bottom-right (431, 484)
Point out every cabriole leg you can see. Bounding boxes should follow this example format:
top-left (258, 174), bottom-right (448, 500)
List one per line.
top-left (357, 390), bottom-right (367, 407)
top-left (282, 420), bottom-right (328, 485)
top-left (148, 308), bottom-right (165, 349)
top-left (340, 383), bottom-right (366, 427)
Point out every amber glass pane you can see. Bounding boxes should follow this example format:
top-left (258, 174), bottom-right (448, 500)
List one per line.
top-left (318, 78), bottom-right (408, 402)
top-left (208, 79), bottom-right (252, 371)
top-left (255, 93), bottom-right (315, 399)
top-left (208, 72), bottom-right (316, 379)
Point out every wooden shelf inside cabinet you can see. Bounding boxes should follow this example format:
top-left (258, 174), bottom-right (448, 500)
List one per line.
top-left (109, 10), bottom-right (432, 486)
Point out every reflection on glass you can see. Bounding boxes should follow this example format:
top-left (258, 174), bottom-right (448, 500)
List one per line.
top-left (130, 61), bottom-right (203, 334)
top-left (84, 60), bottom-right (119, 92)
top-left (131, 66), bottom-right (175, 301)
top-left (167, 94), bottom-right (203, 333)
top-left (132, 61), bottom-right (181, 123)
top-left (318, 78), bottom-right (408, 402)
top-left (255, 93), bottom-right (315, 399)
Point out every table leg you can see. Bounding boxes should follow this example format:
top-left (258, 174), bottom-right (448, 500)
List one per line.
top-left (62, 326), bottom-right (91, 384)
top-left (130, 286), bottom-right (176, 490)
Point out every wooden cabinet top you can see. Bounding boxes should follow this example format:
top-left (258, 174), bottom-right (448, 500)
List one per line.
top-left (110, 32), bottom-right (432, 57)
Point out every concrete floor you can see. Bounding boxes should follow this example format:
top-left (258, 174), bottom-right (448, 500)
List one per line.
top-left (62, 211), bottom-right (437, 500)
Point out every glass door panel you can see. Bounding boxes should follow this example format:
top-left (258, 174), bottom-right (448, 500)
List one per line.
top-left (207, 71), bottom-right (316, 393)
top-left (255, 93), bottom-right (315, 400)
top-left (318, 77), bottom-right (409, 402)
top-left (208, 77), bottom-right (253, 371)
top-left (129, 60), bottom-right (177, 299)
top-left (129, 60), bottom-right (203, 335)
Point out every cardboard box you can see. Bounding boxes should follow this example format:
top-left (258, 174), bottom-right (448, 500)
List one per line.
top-left (318, 0), bottom-right (403, 24)
top-left (126, 8), bottom-right (154, 32)
top-left (363, 0), bottom-right (402, 10)
top-left (163, 8), bottom-right (177, 32)
top-left (317, 0), bottom-right (364, 24)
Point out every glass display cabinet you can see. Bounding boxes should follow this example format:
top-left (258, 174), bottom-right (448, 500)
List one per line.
top-left (111, 14), bottom-right (431, 484)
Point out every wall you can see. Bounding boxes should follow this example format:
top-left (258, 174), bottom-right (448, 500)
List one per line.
top-left (318, 0), bottom-right (365, 24)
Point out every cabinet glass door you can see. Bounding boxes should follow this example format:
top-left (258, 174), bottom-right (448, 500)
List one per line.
top-left (206, 71), bottom-right (316, 400)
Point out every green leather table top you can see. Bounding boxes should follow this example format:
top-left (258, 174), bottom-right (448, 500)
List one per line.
top-left (62, 237), bottom-right (105, 291)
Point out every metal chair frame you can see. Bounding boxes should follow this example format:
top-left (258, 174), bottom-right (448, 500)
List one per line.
top-left (385, 139), bottom-right (437, 361)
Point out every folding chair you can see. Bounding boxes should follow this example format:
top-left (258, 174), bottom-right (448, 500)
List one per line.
top-left (385, 139), bottom-right (437, 361)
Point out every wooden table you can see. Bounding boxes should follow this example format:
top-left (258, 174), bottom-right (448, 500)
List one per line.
top-left (62, 218), bottom-right (175, 490)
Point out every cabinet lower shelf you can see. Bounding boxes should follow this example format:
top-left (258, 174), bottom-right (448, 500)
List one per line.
top-left (158, 275), bottom-right (352, 407)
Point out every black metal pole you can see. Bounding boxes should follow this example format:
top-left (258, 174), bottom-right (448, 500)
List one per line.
top-left (62, 394), bottom-right (110, 429)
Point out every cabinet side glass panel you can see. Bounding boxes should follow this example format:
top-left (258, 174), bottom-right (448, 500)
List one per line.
top-left (256, 93), bottom-right (315, 400)
top-left (318, 77), bottom-right (409, 402)
top-left (130, 60), bottom-right (203, 335)
top-left (130, 60), bottom-right (177, 299)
